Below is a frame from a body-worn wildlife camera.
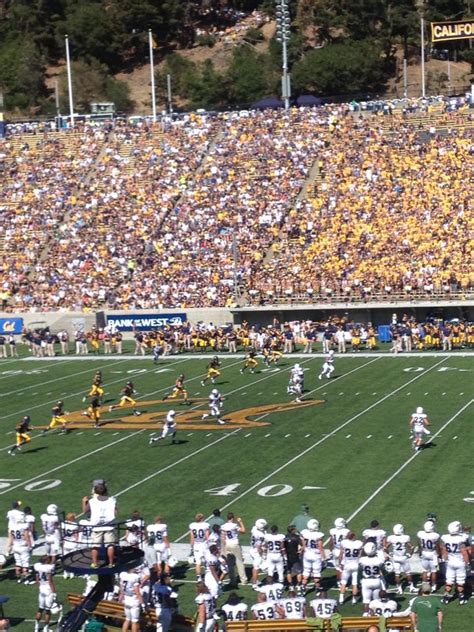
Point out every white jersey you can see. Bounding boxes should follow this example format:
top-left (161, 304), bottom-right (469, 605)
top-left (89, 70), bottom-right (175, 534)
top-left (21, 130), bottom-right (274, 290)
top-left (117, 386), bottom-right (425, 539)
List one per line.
top-left (324, 353), bottom-right (334, 364)
top-left (301, 529), bottom-right (324, 557)
top-left (79, 519), bottom-right (93, 546)
top-left (34, 562), bottom-right (55, 592)
top-left (250, 526), bottom-right (266, 551)
top-left (387, 534), bottom-right (411, 560)
top-left (7, 509), bottom-right (25, 530)
top-left (10, 521), bottom-right (30, 548)
top-left (264, 533), bottom-right (285, 559)
top-left (330, 526), bottom-right (350, 551)
top-left (369, 597), bottom-right (398, 617)
top-left (209, 392), bottom-right (222, 407)
top-left (147, 523), bottom-right (168, 547)
top-left (417, 530), bottom-right (440, 557)
top-left (221, 602), bottom-right (248, 622)
top-left (221, 521), bottom-right (242, 545)
top-left (359, 553), bottom-right (385, 579)
top-left (279, 597), bottom-right (306, 619)
top-left (251, 600), bottom-right (280, 620)
top-left (362, 527), bottom-right (386, 549)
top-left (61, 520), bottom-right (79, 550)
top-left (310, 598), bottom-right (337, 619)
top-left (410, 412), bottom-right (427, 428)
top-left (204, 550), bottom-right (222, 575)
top-left (341, 537), bottom-right (363, 568)
top-left (189, 521), bottom-right (209, 544)
top-left (120, 571), bottom-right (140, 602)
top-left (257, 582), bottom-right (284, 602)
top-left (165, 412), bottom-right (176, 427)
top-left (441, 533), bottom-right (466, 561)
top-left (195, 592), bottom-right (215, 618)
top-left (41, 514), bottom-right (60, 538)
top-left (89, 496), bottom-right (116, 530)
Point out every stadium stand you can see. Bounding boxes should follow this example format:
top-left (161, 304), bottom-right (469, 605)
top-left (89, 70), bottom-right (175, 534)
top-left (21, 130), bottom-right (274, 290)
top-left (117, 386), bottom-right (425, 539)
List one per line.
top-left (0, 105), bottom-right (472, 311)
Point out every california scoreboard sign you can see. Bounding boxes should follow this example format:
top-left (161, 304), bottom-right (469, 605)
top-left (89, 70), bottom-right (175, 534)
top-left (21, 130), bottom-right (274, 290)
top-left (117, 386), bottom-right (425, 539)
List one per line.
top-left (431, 19), bottom-right (474, 43)
top-left (106, 313), bottom-right (187, 331)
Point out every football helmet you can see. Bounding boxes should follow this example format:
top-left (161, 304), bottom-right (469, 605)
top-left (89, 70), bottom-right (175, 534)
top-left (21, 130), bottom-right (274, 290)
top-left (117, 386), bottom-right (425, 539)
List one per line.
top-left (307, 519), bottom-right (320, 531)
top-left (47, 504), bottom-right (58, 515)
top-left (211, 389), bottom-right (219, 395)
top-left (168, 410), bottom-right (175, 416)
top-left (363, 542), bottom-right (376, 556)
top-left (329, 350), bottom-right (335, 355)
top-left (167, 556), bottom-right (178, 568)
top-left (384, 560), bottom-right (394, 573)
top-left (255, 518), bottom-right (267, 530)
top-left (334, 517), bottom-right (346, 529)
top-left (393, 523), bottom-right (404, 535)
top-left (423, 520), bottom-right (435, 533)
top-left (448, 521), bottom-right (461, 535)
top-left (23, 415), bottom-right (31, 422)
top-left (294, 364), bottom-right (300, 370)
top-left (416, 406), bottom-right (424, 414)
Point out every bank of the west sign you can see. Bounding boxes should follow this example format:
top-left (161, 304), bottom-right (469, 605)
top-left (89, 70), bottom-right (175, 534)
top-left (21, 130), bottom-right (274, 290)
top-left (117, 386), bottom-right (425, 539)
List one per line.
top-left (431, 19), bottom-right (474, 42)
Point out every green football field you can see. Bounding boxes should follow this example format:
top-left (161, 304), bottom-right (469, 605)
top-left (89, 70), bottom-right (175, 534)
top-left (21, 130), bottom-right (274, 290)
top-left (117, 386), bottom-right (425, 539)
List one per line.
top-left (0, 351), bottom-right (472, 629)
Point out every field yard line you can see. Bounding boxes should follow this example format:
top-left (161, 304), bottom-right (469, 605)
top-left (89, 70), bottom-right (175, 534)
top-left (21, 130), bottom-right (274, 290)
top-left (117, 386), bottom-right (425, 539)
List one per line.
top-left (345, 398), bottom-right (474, 525)
top-left (0, 357), bottom-right (241, 451)
top-left (175, 357), bottom-right (448, 533)
top-left (0, 357), bottom-right (192, 421)
top-left (114, 430), bottom-right (243, 498)
top-left (0, 358), bottom-right (40, 381)
top-left (0, 358), bottom-right (132, 399)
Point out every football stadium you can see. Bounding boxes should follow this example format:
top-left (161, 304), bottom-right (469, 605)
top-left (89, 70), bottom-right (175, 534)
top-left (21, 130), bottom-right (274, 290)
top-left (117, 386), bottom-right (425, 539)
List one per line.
top-left (0, 2), bottom-right (473, 632)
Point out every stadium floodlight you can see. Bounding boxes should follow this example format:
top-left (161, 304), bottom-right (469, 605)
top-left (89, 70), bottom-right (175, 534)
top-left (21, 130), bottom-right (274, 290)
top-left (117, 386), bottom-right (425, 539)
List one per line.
top-left (275, 0), bottom-right (291, 110)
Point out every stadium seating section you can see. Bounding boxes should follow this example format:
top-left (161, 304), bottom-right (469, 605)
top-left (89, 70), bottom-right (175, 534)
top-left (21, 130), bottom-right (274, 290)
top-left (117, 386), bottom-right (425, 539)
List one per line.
top-left (1, 106), bottom-right (472, 311)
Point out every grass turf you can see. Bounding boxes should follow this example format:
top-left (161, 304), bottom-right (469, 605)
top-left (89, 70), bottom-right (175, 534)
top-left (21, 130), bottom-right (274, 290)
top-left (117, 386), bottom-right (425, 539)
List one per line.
top-left (0, 352), bottom-right (472, 629)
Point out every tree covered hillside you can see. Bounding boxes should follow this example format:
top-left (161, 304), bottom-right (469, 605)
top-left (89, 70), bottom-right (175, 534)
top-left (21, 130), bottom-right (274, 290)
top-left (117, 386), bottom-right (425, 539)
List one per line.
top-left (0, 0), bottom-right (472, 114)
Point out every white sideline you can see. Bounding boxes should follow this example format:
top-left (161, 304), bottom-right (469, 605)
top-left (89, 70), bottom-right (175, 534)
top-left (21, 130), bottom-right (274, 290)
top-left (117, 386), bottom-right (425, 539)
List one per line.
top-left (345, 398), bottom-right (474, 524)
top-left (0, 356), bottom-right (316, 490)
top-left (173, 356), bottom-right (449, 542)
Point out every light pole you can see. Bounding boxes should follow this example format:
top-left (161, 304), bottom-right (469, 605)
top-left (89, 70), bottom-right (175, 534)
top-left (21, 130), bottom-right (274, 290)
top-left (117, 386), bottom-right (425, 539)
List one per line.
top-left (415, 0), bottom-right (426, 98)
top-left (275, 0), bottom-right (291, 109)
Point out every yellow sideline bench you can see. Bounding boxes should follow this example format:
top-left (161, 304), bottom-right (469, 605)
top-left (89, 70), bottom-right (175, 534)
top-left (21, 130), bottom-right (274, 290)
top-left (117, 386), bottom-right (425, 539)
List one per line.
top-left (66, 593), bottom-right (193, 630)
top-left (226, 616), bottom-right (414, 631)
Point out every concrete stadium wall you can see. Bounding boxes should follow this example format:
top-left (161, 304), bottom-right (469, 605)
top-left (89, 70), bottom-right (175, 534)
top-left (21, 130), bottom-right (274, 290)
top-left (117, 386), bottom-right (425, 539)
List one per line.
top-left (2, 301), bottom-right (473, 337)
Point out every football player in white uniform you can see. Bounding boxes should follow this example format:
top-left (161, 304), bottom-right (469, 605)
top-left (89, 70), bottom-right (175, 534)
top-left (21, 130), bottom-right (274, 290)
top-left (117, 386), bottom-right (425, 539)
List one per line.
top-left (189, 513), bottom-right (210, 581)
top-left (251, 592), bottom-right (283, 620)
top-left (309, 591), bottom-right (337, 619)
top-left (118, 568), bottom-right (144, 632)
top-left (417, 520), bottom-right (441, 592)
top-left (362, 520), bottom-right (387, 551)
top-left (34, 555), bottom-right (57, 632)
top-left (149, 410), bottom-right (177, 445)
top-left (195, 582), bottom-right (217, 632)
top-left (257, 576), bottom-right (284, 602)
top-left (41, 505), bottom-right (61, 564)
top-left (386, 524), bottom-right (416, 593)
top-left (318, 350), bottom-right (335, 379)
top-left (250, 518), bottom-right (267, 587)
top-left (358, 542), bottom-right (387, 616)
top-left (329, 517), bottom-right (350, 586)
top-left (204, 544), bottom-right (226, 598)
top-left (146, 516), bottom-right (170, 575)
top-left (441, 521), bottom-right (469, 605)
top-left (61, 512), bottom-right (80, 578)
top-left (264, 525), bottom-right (286, 584)
top-left (287, 364), bottom-right (304, 402)
top-left (409, 406), bottom-right (431, 451)
top-left (339, 531), bottom-right (363, 605)
top-left (279, 589), bottom-right (306, 620)
top-left (201, 389), bottom-right (225, 425)
top-left (300, 519), bottom-right (325, 592)
top-left (7, 518), bottom-right (33, 583)
top-left (368, 590), bottom-right (398, 618)
top-left (220, 592), bottom-right (248, 626)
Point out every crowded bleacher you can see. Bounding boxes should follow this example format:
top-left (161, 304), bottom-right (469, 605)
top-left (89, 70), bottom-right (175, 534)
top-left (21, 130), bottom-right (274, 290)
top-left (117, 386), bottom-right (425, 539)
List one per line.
top-left (0, 102), bottom-right (473, 312)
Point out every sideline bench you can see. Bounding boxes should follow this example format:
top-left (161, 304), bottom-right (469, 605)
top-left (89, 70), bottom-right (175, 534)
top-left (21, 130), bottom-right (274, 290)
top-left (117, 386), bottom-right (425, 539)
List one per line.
top-left (66, 594), bottom-right (193, 630)
top-left (226, 616), bottom-right (414, 631)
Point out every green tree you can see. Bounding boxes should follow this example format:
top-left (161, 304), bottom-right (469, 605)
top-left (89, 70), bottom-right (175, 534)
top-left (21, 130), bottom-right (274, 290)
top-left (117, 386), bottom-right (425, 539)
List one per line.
top-left (186, 59), bottom-right (228, 109)
top-left (226, 46), bottom-right (278, 105)
top-left (0, 36), bottom-right (47, 111)
top-left (292, 40), bottom-right (386, 96)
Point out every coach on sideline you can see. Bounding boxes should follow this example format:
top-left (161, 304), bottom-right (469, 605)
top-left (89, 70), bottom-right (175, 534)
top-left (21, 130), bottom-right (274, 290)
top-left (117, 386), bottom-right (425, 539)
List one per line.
top-left (82, 482), bottom-right (117, 568)
top-left (410, 582), bottom-right (444, 632)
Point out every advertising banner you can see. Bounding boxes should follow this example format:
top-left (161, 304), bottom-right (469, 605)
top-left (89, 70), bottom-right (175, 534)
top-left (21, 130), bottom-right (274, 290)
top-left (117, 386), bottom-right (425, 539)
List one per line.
top-left (0, 317), bottom-right (23, 335)
top-left (106, 313), bottom-right (187, 331)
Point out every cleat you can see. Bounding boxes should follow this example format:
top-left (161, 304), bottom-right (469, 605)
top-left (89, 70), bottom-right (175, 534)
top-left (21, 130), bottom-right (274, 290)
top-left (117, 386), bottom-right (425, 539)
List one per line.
top-left (318, 374), bottom-right (322, 380)
top-left (90, 563), bottom-right (98, 569)
top-left (459, 597), bottom-right (467, 605)
top-left (431, 585), bottom-right (437, 593)
top-left (200, 381), bottom-right (205, 387)
top-left (352, 597), bottom-right (357, 605)
top-left (409, 585), bottom-right (418, 593)
top-left (396, 586), bottom-right (403, 594)
top-left (217, 419), bottom-right (225, 425)
top-left (240, 369), bottom-right (244, 374)
top-left (108, 405), bottom-right (113, 412)
top-left (339, 594), bottom-right (344, 605)
top-left (442, 595), bottom-right (450, 604)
